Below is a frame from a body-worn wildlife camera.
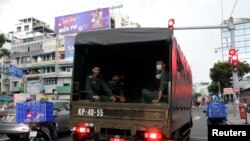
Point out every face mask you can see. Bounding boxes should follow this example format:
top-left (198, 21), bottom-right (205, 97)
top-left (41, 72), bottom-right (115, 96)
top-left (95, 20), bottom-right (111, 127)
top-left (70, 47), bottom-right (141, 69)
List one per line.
top-left (156, 73), bottom-right (161, 79)
top-left (156, 65), bottom-right (162, 71)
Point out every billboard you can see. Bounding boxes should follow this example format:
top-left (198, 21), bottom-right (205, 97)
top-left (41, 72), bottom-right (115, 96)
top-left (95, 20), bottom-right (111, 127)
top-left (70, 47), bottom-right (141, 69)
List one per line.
top-left (8, 64), bottom-right (23, 79)
top-left (64, 36), bottom-right (75, 61)
top-left (55, 7), bottom-right (110, 35)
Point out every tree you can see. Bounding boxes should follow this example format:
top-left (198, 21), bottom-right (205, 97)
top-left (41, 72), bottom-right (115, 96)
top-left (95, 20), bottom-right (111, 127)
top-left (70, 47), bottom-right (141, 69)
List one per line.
top-left (208, 61), bottom-right (250, 94)
top-left (0, 33), bottom-right (10, 57)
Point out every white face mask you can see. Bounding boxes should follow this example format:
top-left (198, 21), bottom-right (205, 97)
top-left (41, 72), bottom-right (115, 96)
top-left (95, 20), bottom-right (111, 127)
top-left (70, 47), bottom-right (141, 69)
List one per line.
top-left (156, 65), bottom-right (162, 71)
top-left (156, 73), bottom-right (161, 79)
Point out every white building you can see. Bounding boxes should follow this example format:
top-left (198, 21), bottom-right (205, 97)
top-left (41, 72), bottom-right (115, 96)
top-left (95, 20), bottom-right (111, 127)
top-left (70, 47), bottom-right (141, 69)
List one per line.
top-left (8, 12), bottom-right (140, 100)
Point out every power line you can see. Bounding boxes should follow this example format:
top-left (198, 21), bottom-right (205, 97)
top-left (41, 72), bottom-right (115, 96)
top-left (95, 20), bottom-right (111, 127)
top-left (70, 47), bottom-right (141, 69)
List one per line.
top-left (230, 0), bottom-right (238, 17)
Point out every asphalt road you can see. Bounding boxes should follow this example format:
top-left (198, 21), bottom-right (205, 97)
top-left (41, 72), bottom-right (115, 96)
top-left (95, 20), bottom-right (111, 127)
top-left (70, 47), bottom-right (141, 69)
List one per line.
top-left (190, 107), bottom-right (208, 141)
top-left (0, 132), bottom-right (72, 141)
top-left (0, 107), bottom-right (212, 141)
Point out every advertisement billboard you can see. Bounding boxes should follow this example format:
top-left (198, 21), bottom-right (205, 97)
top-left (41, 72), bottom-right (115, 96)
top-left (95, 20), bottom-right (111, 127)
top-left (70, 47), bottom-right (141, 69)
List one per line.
top-left (64, 36), bottom-right (75, 61)
top-left (55, 7), bottom-right (110, 35)
top-left (8, 64), bottom-right (23, 79)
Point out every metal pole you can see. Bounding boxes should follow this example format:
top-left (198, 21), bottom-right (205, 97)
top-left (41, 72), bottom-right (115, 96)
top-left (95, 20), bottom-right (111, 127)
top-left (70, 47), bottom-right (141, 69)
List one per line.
top-left (228, 17), bottom-right (241, 119)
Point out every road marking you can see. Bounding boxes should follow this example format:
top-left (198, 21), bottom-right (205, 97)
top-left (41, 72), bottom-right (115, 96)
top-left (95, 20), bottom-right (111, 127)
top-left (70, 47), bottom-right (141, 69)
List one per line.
top-left (193, 116), bottom-right (201, 121)
top-left (190, 136), bottom-right (208, 140)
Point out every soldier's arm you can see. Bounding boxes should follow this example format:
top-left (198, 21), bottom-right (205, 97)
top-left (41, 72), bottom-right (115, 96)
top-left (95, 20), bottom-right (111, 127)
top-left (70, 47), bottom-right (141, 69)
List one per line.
top-left (85, 77), bottom-right (94, 98)
top-left (101, 79), bottom-right (113, 96)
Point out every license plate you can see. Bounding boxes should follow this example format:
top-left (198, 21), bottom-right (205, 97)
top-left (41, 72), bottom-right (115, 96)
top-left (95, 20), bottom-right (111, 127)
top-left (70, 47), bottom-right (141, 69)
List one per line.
top-left (110, 138), bottom-right (125, 141)
top-left (29, 131), bottom-right (37, 138)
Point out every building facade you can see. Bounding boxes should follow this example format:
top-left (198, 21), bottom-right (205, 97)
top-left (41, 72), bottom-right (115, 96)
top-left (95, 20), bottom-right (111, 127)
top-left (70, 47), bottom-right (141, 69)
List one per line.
top-left (221, 18), bottom-right (250, 63)
top-left (7, 13), bottom-right (139, 100)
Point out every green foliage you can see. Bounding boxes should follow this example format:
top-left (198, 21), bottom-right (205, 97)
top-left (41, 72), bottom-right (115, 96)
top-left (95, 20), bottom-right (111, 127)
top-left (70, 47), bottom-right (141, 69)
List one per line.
top-left (0, 34), bottom-right (5, 47)
top-left (0, 33), bottom-right (10, 57)
top-left (208, 61), bottom-right (250, 94)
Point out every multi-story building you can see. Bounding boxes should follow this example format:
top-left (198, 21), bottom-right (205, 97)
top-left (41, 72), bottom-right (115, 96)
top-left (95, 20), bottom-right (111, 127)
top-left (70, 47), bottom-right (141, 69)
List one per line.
top-left (9, 17), bottom-right (72, 100)
top-left (220, 18), bottom-right (250, 62)
top-left (0, 56), bottom-right (11, 95)
top-left (8, 13), bottom-right (139, 100)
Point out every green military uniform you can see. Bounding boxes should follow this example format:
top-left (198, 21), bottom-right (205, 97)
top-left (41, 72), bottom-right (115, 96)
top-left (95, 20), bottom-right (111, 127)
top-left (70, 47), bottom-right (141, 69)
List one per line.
top-left (85, 74), bottom-right (113, 102)
top-left (143, 70), bottom-right (169, 103)
top-left (107, 80), bottom-right (124, 102)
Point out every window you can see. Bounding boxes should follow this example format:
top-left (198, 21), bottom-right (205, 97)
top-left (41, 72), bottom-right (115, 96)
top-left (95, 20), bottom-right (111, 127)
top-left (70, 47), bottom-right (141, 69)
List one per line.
top-left (235, 36), bottom-right (245, 42)
top-left (235, 30), bottom-right (244, 36)
top-left (44, 78), bottom-right (57, 85)
top-left (245, 28), bottom-right (250, 35)
top-left (63, 83), bottom-right (70, 86)
top-left (245, 23), bottom-right (250, 28)
top-left (24, 25), bottom-right (29, 31)
top-left (17, 27), bottom-right (21, 32)
top-left (235, 24), bottom-right (244, 30)
top-left (221, 32), bottom-right (230, 38)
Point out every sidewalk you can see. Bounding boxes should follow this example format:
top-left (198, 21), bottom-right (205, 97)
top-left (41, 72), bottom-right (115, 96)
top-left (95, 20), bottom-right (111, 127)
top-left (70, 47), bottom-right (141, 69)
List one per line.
top-left (226, 103), bottom-right (250, 125)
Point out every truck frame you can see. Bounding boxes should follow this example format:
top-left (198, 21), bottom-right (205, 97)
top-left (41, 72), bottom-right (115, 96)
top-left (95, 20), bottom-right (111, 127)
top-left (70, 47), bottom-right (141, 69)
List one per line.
top-left (70, 28), bottom-right (193, 141)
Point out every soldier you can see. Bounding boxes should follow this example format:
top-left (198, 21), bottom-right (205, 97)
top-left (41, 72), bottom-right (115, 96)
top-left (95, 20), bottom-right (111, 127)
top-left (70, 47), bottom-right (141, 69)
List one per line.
top-left (108, 75), bottom-right (126, 103)
top-left (85, 66), bottom-right (116, 102)
top-left (142, 60), bottom-right (169, 103)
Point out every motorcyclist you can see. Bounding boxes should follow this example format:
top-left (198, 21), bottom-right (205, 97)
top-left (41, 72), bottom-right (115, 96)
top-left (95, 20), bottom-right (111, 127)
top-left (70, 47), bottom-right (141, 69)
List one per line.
top-left (204, 95), bottom-right (227, 125)
top-left (40, 95), bottom-right (58, 141)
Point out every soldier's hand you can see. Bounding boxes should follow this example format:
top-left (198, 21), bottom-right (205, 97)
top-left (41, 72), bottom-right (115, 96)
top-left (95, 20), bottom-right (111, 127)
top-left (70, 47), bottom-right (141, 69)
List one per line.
top-left (93, 95), bottom-right (100, 101)
top-left (110, 96), bottom-right (116, 102)
top-left (119, 96), bottom-right (126, 103)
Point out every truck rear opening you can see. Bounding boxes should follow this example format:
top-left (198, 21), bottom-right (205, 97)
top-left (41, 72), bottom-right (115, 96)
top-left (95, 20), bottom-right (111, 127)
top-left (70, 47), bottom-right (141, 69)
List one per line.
top-left (70, 28), bottom-right (192, 141)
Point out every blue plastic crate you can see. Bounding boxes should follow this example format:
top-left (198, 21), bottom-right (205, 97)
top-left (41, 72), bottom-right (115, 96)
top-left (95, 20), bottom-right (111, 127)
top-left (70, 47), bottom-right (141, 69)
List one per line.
top-left (16, 101), bottom-right (54, 123)
top-left (207, 102), bottom-right (227, 119)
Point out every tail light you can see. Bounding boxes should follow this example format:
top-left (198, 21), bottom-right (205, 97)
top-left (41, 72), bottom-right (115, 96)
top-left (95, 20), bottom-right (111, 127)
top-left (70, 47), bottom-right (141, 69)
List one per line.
top-left (144, 129), bottom-right (162, 140)
top-left (76, 126), bottom-right (90, 133)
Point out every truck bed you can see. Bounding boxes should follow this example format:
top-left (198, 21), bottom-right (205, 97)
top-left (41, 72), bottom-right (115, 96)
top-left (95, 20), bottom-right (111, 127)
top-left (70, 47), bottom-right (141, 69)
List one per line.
top-left (70, 101), bottom-right (170, 137)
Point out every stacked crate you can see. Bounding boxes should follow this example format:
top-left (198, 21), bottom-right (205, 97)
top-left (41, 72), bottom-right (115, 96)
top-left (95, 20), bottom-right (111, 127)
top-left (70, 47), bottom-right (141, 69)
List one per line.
top-left (207, 102), bottom-right (227, 119)
top-left (16, 101), bottom-right (54, 123)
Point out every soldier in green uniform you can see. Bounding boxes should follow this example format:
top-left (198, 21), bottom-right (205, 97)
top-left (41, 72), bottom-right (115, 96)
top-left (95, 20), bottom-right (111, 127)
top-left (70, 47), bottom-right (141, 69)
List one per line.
top-left (108, 75), bottom-right (126, 103)
top-left (85, 66), bottom-right (116, 102)
top-left (142, 60), bottom-right (169, 103)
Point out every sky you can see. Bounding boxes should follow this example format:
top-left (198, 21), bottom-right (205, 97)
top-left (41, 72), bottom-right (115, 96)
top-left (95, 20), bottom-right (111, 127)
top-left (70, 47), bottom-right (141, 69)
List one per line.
top-left (0, 0), bottom-right (250, 83)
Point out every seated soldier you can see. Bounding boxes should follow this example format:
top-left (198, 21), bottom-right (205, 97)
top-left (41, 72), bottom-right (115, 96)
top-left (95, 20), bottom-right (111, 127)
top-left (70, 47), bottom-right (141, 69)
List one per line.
top-left (108, 75), bottom-right (126, 103)
top-left (142, 60), bottom-right (169, 103)
top-left (85, 65), bottom-right (116, 102)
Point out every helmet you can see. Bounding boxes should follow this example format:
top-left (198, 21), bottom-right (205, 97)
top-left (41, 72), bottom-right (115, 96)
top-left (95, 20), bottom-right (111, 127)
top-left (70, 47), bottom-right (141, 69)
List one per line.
top-left (211, 95), bottom-right (219, 102)
top-left (40, 95), bottom-right (47, 101)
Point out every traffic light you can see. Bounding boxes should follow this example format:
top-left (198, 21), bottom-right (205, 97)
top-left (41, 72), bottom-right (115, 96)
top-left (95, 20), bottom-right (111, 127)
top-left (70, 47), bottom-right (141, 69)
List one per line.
top-left (168, 18), bottom-right (175, 30)
top-left (228, 48), bottom-right (239, 67)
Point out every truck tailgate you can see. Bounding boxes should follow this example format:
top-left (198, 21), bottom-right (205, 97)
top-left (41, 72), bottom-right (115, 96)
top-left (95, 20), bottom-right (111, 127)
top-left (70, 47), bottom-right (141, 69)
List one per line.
top-left (70, 101), bottom-right (169, 129)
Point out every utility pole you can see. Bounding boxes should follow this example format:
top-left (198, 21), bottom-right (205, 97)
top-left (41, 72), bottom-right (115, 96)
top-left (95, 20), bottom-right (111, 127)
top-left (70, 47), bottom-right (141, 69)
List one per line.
top-left (173, 17), bottom-right (240, 119)
top-left (228, 17), bottom-right (240, 119)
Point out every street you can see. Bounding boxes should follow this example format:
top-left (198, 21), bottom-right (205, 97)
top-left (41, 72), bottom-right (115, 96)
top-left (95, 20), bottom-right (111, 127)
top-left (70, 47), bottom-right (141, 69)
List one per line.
top-left (0, 103), bottom-right (239, 141)
top-left (0, 132), bottom-right (72, 141)
top-left (190, 107), bottom-right (208, 141)
top-left (0, 107), bottom-right (209, 141)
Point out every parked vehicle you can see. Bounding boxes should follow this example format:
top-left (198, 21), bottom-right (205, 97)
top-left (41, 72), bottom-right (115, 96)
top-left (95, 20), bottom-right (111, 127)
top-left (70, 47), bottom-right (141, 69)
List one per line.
top-left (0, 100), bottom-right (70, 140)
top-left (70, 28), bottom-right (193, 140)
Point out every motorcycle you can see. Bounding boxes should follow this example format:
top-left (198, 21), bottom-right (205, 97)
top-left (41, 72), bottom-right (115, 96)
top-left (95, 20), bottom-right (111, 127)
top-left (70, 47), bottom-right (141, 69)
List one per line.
top-left (25, 111), bottom-right (57, 141)
top-left (28, 122), bottom-right (52, 141)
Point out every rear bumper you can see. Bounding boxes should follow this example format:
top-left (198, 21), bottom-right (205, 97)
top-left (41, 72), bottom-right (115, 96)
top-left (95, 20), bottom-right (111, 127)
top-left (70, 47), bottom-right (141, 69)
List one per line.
top-left (0, 123), bottom-right (30, 134)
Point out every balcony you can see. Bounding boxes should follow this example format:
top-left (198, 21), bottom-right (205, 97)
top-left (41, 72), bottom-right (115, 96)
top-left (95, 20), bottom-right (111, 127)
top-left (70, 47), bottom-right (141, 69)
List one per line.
top-left (57, 71), bottom-right (72, 77)
top-left (57, 86), bottom-right (71, 94)
top-left (25, 72), bottom-right (56, 78)
top-left (13, 85), bottom-right (24, 92)
top-left (3, 79), bottom-right (10, 85)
